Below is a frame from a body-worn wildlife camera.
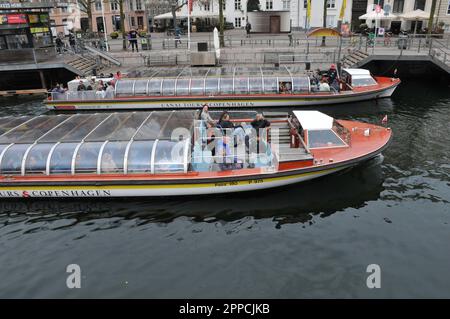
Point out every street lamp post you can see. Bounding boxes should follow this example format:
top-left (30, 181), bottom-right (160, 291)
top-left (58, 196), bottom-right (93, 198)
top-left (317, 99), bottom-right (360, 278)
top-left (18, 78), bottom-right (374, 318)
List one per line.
top-left (101, 0), bottom-right (109, 51)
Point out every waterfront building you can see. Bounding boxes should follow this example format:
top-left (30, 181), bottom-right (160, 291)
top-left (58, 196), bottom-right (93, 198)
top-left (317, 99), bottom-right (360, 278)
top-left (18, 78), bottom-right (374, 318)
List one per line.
top-left (0, 1), bottom-right (59, 50)
top-left (363, 0), bottom-right (450, 33)
top-left (152, 0), bottom-right (354, 31)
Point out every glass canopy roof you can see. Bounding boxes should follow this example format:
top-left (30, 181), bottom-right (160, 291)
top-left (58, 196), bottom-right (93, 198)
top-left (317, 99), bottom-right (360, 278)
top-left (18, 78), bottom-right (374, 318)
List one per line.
top-left (115, 66), bottom-right (310, 97)
top-left (0, 111), bottom-right (195, 176)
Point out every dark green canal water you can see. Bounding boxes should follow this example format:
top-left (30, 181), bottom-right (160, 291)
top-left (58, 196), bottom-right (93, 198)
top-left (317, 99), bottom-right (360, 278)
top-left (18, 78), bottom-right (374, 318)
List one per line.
top-left (0, 80), bottom-right (449, 298)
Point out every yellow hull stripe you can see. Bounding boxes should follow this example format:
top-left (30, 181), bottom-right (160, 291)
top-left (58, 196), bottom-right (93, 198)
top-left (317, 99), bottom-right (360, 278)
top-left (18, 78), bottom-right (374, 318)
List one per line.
top-left (0, 167), bottom-right (340, 191)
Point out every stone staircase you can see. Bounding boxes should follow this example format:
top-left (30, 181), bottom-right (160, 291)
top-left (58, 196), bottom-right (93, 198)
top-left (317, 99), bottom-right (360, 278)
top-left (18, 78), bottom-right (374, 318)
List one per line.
top-left (65, 54), bottom-right (98, 75)
top-left (342, 50), bottom-right (370, 68)
top-left (268, 119), bottom-right (313, 163)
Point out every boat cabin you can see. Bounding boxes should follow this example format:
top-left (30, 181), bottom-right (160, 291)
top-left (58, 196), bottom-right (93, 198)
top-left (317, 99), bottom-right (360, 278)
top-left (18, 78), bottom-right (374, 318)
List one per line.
top-left (292, 111), bottom-right (350, 149)
top-left (341, 68), bottom-right (378, 88)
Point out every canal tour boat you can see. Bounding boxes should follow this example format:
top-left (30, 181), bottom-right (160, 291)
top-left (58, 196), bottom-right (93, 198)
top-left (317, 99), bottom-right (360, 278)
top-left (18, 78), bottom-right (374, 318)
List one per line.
top-left (45, 67), bottom-right (400, 111)
top-left (0, 110), bottom-right (392, 198)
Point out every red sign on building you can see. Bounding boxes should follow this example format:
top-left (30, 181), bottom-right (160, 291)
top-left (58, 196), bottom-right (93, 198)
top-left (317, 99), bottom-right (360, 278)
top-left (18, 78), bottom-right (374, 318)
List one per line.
top-left (7, 14), bottom-right (28, 24)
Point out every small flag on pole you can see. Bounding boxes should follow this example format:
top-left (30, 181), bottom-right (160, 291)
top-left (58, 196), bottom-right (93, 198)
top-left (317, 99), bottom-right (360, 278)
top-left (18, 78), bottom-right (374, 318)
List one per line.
top-left (188, 0), bottom-right (193, 13)
top-left (339, 0), bottom-right (347, 20)
top-left (306, 0), bottom-right (311, 22)
top-left (382, 115), bottom-right (388, 124)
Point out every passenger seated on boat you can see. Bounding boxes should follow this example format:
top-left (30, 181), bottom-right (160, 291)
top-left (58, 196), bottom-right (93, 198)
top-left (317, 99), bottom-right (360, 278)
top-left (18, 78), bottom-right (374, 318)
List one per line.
top-left (218, 112), bottom-right (234, 130)
top-left (200, 104), bottom-right (216, 128)
top-left (251, 113), bottom-right (271, 136)
top-left (319, 79), bottom-right (331, 92)
top-left (96, 86), bottom-right (106, 98)
top-left (77, 81), bottom-right (86, 91)
top-left (284, 82), bottom-right (293, 93)
top-left (105, 82), bottom-right (115, 98)
top-left (102, 153), bottom-right (118, 173)
top-left (216, 136), bottom-right (243, 171)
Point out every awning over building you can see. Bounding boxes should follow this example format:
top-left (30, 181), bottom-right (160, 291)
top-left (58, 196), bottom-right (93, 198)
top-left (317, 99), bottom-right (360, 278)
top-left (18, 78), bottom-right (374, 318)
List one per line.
top-left (154, 8), bottom-right (218, 20)
top-left (359, 10), bottom-right (398, 20)
top-left (399, 9), bottom-right (434, 20)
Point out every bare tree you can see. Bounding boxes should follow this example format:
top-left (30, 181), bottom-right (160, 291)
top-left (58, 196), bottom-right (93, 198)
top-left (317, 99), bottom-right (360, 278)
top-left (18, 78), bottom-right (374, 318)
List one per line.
top-left (427, 0), bottom-right (438, 35)
top-left (107, 0), bottom-right (127, 50)
top-left (321, 0), bottom-right (327, 46)
top-left (77, 0), bottom-right (96, 32)
top-left (219, 0), bottom-right (224, 47)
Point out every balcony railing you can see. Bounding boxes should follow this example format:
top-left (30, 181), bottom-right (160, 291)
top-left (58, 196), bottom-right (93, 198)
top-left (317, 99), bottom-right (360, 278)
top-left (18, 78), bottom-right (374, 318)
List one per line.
top-left (0, 47), bottom-right (57, 65)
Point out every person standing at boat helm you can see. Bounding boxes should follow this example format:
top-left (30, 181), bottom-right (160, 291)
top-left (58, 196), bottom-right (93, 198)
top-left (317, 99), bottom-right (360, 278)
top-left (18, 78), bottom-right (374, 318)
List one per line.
top-left (327, 64), bottom-right (338, 85)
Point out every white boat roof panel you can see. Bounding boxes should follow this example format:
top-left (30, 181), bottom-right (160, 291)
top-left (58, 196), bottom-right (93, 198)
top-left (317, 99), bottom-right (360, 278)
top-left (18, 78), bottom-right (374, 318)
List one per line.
top-left (343, 68), bottom-right (371, 76)
top-left (293, 111), bottom-right (334, 130)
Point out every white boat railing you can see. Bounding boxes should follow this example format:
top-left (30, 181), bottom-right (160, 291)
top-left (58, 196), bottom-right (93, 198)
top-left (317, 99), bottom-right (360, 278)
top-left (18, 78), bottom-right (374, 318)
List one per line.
top-left (50, 91), bottom-right (116, 101)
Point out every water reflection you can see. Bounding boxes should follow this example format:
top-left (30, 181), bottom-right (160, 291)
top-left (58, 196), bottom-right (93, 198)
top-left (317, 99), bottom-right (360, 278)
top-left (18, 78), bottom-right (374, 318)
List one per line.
top-left (0, 157), bottom-right (384, 229)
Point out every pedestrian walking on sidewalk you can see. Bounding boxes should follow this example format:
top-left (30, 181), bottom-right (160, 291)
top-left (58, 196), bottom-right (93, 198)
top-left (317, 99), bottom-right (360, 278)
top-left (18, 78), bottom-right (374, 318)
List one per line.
top-left (129, 28), bottom-right (139, 52)
top-left (245, 22), bottom-right (252, 38)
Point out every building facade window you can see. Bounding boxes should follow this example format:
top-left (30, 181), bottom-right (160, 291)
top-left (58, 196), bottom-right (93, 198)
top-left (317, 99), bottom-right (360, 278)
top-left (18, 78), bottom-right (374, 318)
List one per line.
top-left (392, 0), bottom-right (404, 13)
top-left (223, 1), bottom-right (226, 10)
top-left (326, 15), bottom-right (335, 27)
top-left (95, 1), bottom-right (102, 11)
top-left (136, 0), bottom-right (142, 10)
top-left (282, 0), bottom-right (290, 10)
top-left (130, 16), bottom-right (136, 27)
top-left (266, 1), bottom-right (273, 10)
top-left (304, 0), bottom-right (308, 8)
top-left (111, 2), bottom-right (118, 11)
top-left (327, 0), bottom-right (335, 9)
top-left (414, 0), bottom-right (426, 10)
top-left (235, 17), bottom-right (241, 27)
top-left (205, 3), bottom-right (210, 11)
top-left (447, 0), bottom-right (450, 14)
top-left (129, 0), bottom-right (134, 11)
top-left (137, 16), bottom-right (144, 28)
top-left (235, 0), bottom-right (241, 10)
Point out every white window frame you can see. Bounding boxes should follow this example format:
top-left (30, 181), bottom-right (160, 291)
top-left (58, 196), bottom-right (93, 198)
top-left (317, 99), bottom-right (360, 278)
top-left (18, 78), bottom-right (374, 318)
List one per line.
top-left (95, 1), bottom-right (102, 11)
top-left (266, 1), bottom-right (273, 10)
top-left (136, 0), bottom-right (142, 10)
top-left (235, 0), bottom-right (241, 10)
top-left (327, 0), bottom-right (336, 9)
top-left (111, 1), bottom-right (118, 11)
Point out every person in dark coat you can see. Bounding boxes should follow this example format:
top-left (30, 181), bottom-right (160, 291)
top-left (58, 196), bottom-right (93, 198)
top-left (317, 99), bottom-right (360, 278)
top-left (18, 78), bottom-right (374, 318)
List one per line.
top-left (327, 64), bottom-right (338, 85)
top-left (128, 28), bottom-right (139, 52)
top-left (251, 113), bottom-right (271, 134)
top-left (245, 22), bottom-right (252, 38)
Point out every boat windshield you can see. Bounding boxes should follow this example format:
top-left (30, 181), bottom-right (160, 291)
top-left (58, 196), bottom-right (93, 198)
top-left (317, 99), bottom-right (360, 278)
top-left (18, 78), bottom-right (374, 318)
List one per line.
top-left (307, 130), bottom-right (347, 149)
top-left (351, 76), bottom-right (377, 87)
top-left (0, 111), bottom-right (197, 176)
